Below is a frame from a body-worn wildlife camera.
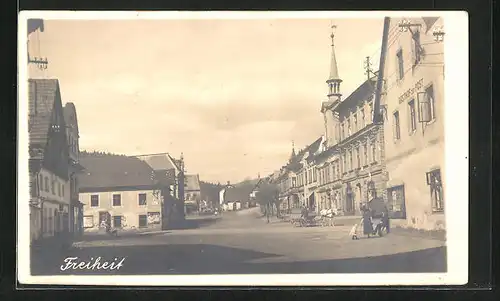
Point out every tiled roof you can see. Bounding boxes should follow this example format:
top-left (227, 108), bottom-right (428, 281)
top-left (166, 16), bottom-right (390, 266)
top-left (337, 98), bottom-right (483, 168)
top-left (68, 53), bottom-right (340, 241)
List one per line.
top-left (135, 153), bottom-right (181, 171)
top-left (337, 78), bottom-right (376, 111)
top-left (78, 154), bottom-right (157, 191)
top-left (184, 174), bottom-right (201, 191)
top-left (28, 79), bottom-right (61, 149)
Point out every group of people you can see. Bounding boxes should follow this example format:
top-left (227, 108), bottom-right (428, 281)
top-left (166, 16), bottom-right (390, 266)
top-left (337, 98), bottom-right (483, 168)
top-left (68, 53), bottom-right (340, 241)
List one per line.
top-left (354, 201), bottom-right (391, 239)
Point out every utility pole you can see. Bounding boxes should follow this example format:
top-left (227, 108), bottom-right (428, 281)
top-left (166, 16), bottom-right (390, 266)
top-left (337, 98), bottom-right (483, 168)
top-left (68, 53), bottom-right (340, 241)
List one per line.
top-left (364, 56), bottom-right (374, 81)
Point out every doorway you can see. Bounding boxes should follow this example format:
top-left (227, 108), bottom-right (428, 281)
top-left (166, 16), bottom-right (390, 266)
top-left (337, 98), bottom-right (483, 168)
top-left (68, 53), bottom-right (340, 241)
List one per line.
top-left (98, 211), bottom-right (110, 226)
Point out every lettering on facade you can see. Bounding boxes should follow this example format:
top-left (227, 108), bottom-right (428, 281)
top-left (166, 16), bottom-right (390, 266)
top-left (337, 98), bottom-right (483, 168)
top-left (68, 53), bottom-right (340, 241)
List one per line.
top-left (398, 78), bottom-right (424, 104)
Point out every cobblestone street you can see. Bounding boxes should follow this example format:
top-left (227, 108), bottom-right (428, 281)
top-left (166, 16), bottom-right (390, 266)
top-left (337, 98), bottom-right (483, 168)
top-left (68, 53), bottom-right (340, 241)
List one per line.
top-left (31, 209), bottom-right (446, 275)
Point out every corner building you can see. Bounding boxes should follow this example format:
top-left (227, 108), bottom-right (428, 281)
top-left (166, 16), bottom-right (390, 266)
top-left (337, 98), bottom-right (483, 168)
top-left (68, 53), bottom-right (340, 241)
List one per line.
top-left (381, 17), bottom-right (445, 230)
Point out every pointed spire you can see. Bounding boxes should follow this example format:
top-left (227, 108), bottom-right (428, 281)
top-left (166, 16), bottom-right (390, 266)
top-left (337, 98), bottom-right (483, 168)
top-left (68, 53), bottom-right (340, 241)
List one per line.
top-left (326, 23), bottom-right (342, 101)
top-left (328, 25), bottom-right (340, 81)
top-left (291, 140), bottom-right (296, 157)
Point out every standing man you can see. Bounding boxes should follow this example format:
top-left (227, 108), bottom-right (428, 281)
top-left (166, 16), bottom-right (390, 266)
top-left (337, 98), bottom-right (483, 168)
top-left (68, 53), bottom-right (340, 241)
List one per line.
top-left (266, 202), bottom-right (271, 223)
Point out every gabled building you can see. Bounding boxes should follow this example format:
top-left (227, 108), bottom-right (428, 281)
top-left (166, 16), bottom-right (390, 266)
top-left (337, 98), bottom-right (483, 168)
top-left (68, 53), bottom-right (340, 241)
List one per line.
top-left (277, 137), bottom-right (324, 212)
top-left (380, 17), bottom-right (445, 230)
top-left (63, 103), bottom-right (85, 236)
top-left (28, 79), bottom-right (71, 242)
top-left (134, 153), bottom-right (186, 222)
top-left (78, 154), bottom-right (165, 231)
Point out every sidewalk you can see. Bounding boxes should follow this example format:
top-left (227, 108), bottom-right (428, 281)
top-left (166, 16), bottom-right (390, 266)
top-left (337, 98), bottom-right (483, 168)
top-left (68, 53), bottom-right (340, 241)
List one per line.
top-left (391, 226), bottom-right (447, 241)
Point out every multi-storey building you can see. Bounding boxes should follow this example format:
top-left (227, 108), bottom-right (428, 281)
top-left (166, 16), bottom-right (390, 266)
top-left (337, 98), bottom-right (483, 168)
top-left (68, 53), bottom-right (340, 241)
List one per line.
top-left (79, 154), bottom-right (164, 231)
top-left (313, 26), bottom-right (387, 216)
top-left (29, 79), bottom-right (71, 242)
top-left (381, 17), bottom-right (445, 230)
top-left (277, 137), bottom-right (323, 212)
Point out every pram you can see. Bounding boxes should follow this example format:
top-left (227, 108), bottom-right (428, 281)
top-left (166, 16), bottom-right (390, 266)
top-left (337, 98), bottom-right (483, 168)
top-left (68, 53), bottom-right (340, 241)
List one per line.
top-left (349, 216), bottom-right (386, 239)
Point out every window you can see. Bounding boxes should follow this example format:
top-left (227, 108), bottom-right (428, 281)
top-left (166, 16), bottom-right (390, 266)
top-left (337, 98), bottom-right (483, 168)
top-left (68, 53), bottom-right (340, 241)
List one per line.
top-left (361, 108), bottom-right (366, 128)
top-left (353, 112), bottom-right (358, 132)
top-left (397, 49), bottom-right (404, 80)
top-left (408, 99), bottom-right (417, 132)
top-left (62, 184), bottom-right (65, 197)
top-left (369, 102), bottom-right (374, 123)
top-left (387, 185), bottom-right (407, 219)
top-left (371, 143), bottom-right (377, 163)
top-left (39, 175), bottom-right (43, 193)
top-left (342, 155), bottom-right (346, 173)
top-left (363, 144), bottom-right (368, 166)
top-left (51, 179), bottom-right (55, 194)
top-left (139, 215), bottom-right (148, 228)
top-left (340, 123), bottom-right (344, 140)
top-left (90, 195), bottom-right (99, 207)
top-left (57, 182), bottom-right (61, 196)
top-left (427, 169), bottom-right (444, 212)
top-left (113, 216), bottom-right (123, 228)
top-left (83, 216), bottom-right (94, 228)
top-left (112, 194), bottom-right (122, 206)
top-left (356, 147), bottom-right (361, 169)
top-left (426, 85), bottom-right (436, 121)
top-left (349, 150), bottom-right (353, 170)
top-left (393, 111), bottom-right (401, 140)
top-left (138, 193), bottom-right (147, 206)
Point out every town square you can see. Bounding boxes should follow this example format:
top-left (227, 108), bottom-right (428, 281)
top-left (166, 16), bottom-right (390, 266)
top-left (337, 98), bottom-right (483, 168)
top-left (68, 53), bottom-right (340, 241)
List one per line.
top-left (22, 14), bottom-right (452, 279)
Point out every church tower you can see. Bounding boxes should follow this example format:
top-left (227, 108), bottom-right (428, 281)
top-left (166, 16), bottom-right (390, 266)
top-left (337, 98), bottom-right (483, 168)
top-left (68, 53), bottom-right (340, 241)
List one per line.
top-left (322, 24), bottom-right (343, 147)
top-left (326, 25), bottom-right (342, 103)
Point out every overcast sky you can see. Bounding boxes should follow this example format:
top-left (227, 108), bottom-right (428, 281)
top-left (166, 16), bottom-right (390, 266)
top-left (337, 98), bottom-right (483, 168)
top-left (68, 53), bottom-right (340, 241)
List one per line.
top-left (28, 17), bottom-right (383, 184)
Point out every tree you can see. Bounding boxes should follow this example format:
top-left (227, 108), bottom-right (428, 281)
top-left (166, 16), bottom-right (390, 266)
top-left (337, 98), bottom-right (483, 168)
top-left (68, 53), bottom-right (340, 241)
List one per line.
top-left (255, 181), bottom-right (280, 217)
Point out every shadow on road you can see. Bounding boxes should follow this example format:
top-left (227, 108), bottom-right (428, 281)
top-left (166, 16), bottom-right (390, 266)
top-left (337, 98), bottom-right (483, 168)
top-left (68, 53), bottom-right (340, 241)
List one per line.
top-left (32, 242), bottom-right (446, 275)
top-left (170, 216), bottom-right (221, 230)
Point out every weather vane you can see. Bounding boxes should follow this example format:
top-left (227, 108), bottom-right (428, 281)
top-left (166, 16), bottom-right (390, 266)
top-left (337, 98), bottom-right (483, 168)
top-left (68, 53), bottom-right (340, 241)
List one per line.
top-left (330, 23), bottom-right (337, 45)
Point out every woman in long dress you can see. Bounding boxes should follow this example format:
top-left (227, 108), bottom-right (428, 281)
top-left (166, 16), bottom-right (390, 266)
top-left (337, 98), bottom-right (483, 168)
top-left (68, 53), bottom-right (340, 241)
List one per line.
top-left (362, 206), bottom-right (373, 237)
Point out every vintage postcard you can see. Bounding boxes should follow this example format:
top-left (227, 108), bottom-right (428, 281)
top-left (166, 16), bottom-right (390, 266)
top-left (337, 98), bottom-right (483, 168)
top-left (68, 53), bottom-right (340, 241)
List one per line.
top-left (17, 11), bottom-right (469, 286)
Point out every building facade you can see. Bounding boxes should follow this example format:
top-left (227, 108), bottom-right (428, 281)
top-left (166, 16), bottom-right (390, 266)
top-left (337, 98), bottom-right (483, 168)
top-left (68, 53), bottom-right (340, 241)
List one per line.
top-left (381, 17), bottom-right (445, 230)
top-left (63, 103), bottom-right (85, 236)
top-left (135, 153), bottom-right (186, 224)
top-left (312, 26), bottom-right (387, 216)
top-left (277, 137), bottom-right (323, 213)
top-left (184, 174), bottom-right (201, 214)
top-left (29, 79), bottom-right (71, 243)
top-left (78, 154), bottom-right (164, 231)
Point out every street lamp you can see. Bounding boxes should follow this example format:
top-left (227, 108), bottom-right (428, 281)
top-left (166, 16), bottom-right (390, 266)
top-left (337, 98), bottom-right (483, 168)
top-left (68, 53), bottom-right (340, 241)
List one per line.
top-left (433, 26), bottom-right (445, 42)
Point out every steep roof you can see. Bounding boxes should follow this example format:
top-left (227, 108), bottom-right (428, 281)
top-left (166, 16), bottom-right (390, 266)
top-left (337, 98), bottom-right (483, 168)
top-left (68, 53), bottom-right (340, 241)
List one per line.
top-left (78, 154), bottom-right (157, 191)
top-left (184, 174), bottom-right (201, 191)
top-left (337, 78), bottom-right (376, 111)
top-left (28, 79), bottom-right (61, 148)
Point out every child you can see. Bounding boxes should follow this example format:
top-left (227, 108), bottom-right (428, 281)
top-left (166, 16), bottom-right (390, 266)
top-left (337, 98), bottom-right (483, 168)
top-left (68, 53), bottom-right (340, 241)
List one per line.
top-left (350, 218), bottom-right (362, 240)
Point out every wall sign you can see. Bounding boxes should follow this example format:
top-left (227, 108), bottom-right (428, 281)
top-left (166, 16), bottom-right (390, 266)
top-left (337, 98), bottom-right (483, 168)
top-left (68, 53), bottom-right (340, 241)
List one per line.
top-left (398, 78), bottom-right (424, 104)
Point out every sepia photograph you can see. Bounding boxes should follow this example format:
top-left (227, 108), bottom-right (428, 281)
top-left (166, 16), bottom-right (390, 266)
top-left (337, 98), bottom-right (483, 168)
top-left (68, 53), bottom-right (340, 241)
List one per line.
top-left (17, 11), bottom-right (468, 286)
